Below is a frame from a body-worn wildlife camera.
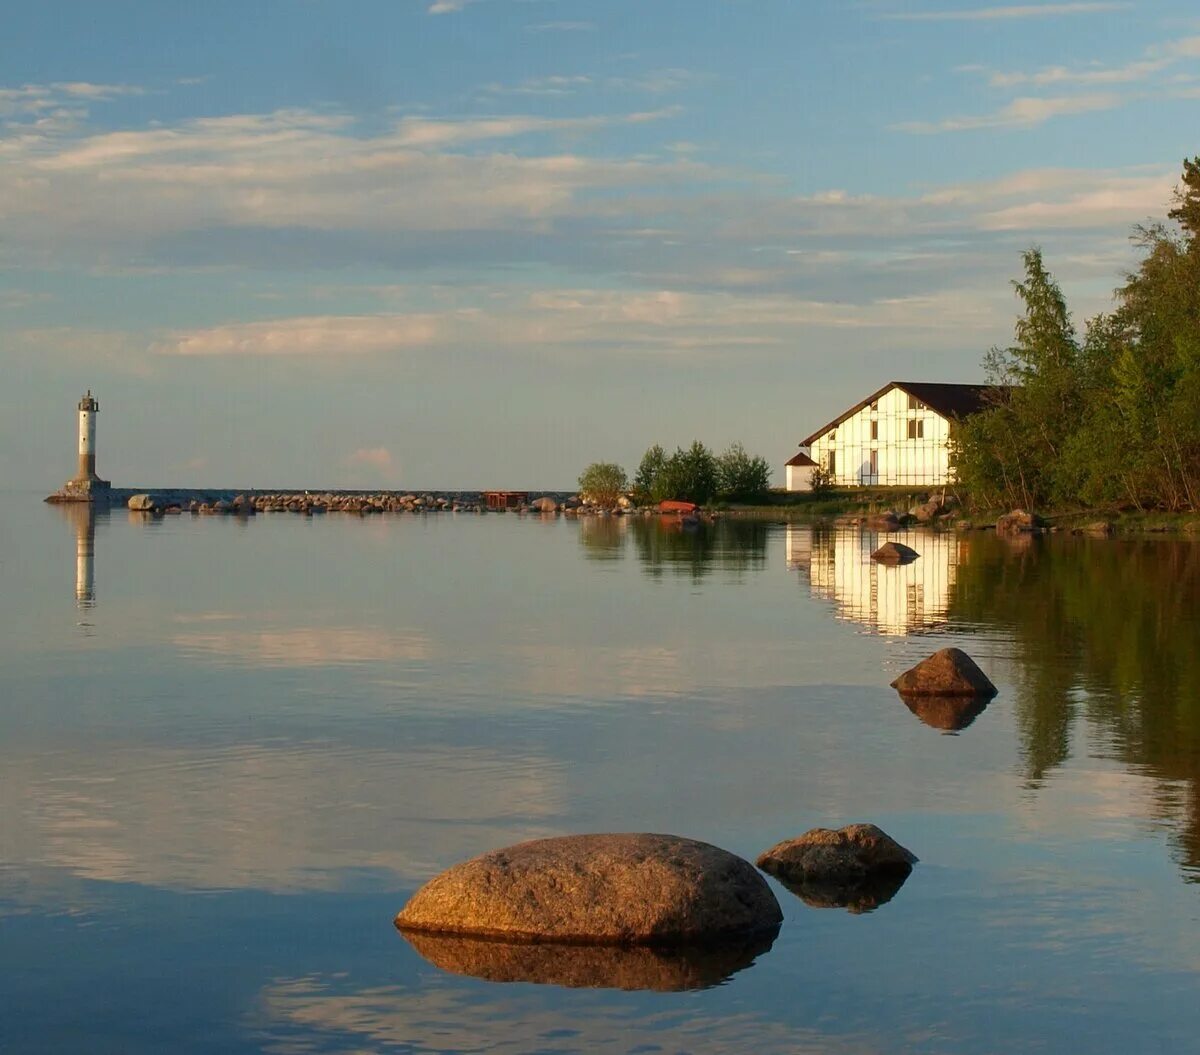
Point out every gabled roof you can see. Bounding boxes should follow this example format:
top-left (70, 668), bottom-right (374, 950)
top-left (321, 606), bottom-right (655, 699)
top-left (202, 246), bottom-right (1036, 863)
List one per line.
top-left (785, 451), bottom-right (818, 467)
top-left (800, 381), bottom-right (1001, 447)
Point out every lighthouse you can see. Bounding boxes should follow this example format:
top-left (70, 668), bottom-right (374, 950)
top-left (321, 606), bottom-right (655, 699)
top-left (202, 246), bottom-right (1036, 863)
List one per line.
top-left (47, 391), bottom-right (111, 502)
top-left (78, 390), bottom-right (100, 482)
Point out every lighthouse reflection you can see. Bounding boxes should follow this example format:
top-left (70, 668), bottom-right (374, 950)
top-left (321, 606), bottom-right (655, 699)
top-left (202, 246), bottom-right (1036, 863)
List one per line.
top-left (788, 524), bottom-right (960, 635)
top-left (53, 503), bottom-right (98, 609)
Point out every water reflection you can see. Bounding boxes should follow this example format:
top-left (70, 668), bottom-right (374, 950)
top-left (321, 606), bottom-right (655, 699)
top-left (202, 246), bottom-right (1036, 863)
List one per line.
top-left (948, 537), bottom-right (1200, 877)
top-left (791, 525), bottom-right (960, 635)
top-left (769, 869), bottom-right (911, 914)
top-left (902, 695), bottom-right (990, 732)
top-left (399, 928), bottom-right (778, 991)
top-left (54, 503), bottom-right (97, 608)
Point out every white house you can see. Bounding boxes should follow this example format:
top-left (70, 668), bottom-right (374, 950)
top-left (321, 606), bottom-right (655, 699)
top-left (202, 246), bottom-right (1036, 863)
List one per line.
top-left (784, 450), bottom-right (819, 492)
top-left (786, 381), bottom-right (998, 489)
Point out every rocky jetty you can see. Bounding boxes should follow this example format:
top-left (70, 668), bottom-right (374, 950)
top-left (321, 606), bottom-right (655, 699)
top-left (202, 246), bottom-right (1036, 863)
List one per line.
top-left (890, 647), bottom-right (998, 698)
top-left (400, 928), bottom-right (776, 991)
top-left (395, 833), bottom-right (782, 945)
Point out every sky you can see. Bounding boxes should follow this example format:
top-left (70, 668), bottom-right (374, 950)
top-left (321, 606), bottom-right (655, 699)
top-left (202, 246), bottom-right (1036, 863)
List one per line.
top-left (3, 0), bottom-right (1199, 490)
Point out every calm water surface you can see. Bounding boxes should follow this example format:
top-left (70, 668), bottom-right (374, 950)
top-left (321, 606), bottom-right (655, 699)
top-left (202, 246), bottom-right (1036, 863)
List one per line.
top-left (3, 498), bottom-right (1200, 1054)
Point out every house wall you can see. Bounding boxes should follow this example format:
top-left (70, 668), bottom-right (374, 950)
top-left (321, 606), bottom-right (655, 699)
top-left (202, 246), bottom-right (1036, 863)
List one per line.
top-left (808, 386), bottom-right (952, 487)
top-left (785, 463), bottom-right (815, 492)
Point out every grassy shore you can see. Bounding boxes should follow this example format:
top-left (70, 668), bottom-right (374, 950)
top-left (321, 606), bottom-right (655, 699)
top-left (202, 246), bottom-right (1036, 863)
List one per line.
top-left (714, 489), bottom-right (1200, 535)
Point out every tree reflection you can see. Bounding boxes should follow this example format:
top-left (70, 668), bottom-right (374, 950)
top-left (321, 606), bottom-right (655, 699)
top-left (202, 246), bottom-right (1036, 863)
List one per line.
top-left (626, 517), bottom-right (769, 581)
top-left (950, 536), bottom-right (1200, 875)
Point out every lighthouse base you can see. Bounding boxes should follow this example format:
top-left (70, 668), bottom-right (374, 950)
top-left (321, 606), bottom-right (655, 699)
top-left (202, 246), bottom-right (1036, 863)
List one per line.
top-left (45, 475), bottom-right (112, 504)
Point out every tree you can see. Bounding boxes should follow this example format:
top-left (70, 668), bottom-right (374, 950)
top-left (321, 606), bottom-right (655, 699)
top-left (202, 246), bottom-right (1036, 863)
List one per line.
top-left (665, 441), bottom-right (719, 505)
top-left (632, 444), bottom-right (667, 502)
top-left (577, 462), bottom-right (628, 508)
top-left (716, 442), bottom-right (772, 501)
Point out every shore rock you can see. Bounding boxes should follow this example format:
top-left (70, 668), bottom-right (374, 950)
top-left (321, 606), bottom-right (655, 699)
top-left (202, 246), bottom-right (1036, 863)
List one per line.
top-left (996, 509), bottom-right (1045, 534)
top-left (871, 541), bottom-right (919, 564)
top-left (1080, 520), bottom-right (1114, 537)
top-left (890, 647), bottom-right (997, 698)
top-left (531, 496), bottom-right (558, 513)
top-left (866, 512), bottom-right (901, 531)
top-left (395, 833), bottom-right (782, 945)
top-left (757, 824), bottom-right (917, 884)
top-left (128, 493), bottom-right (160, 512)
top-left (400, 929), bottom-right (776, 992)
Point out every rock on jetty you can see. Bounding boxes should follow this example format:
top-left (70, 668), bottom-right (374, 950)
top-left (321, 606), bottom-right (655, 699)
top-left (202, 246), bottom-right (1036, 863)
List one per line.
top-left (890, 647), bottom-right (998, 698)
top-left (395, 833), bottom-right (782, 945)
top-left (401, 929), bottom-right (776, 992)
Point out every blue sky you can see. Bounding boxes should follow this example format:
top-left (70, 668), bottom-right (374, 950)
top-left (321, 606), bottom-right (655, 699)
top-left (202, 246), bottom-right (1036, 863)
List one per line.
top-left (4, 0), bottom-right (1199, 489)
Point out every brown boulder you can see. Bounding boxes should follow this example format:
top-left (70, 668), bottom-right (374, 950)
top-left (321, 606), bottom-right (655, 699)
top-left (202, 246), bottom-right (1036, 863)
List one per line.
top-left (871, 541), bottom-right (919, 564)
top-left (996, 509), bottom-right (1045, 534)
top-left (866, 512), bottom-right (900, 531)
top-left (531, 496), bottom-right (558, 513)
top-left (757, 824), bottom-right (917, 885)
top-left (400, 929), bottom-right (775, 992)
top-left (395, 833), bottom-right (782, 945)
top-left (890, 647), bottom-right (997, 698)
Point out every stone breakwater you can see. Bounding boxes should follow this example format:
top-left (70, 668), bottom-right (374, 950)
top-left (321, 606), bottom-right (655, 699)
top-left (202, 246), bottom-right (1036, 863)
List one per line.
top-left (100, 489), bottom-right (688, 517)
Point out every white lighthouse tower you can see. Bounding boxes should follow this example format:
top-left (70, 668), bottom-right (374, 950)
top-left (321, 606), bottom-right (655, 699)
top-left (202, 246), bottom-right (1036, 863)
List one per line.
top-left (50, 390), bottom-right (111, 502)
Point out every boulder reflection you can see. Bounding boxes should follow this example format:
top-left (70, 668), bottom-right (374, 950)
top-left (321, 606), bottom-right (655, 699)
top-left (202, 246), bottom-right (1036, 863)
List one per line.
top-left (789, 524), bottom-right (960, 635)
top-left (902, 695), bottom-right (991, 732)
top-left (769, 869), bottom-right (911, 914)
top-left (400, 927), bottom-right (778, 991)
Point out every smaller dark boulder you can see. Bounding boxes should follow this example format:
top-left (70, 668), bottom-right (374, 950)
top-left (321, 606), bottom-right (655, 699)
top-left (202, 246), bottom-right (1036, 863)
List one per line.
top-left (865, 512), bottom-right (900, 531)
top-left (890, 647), bottom-right (997, 698)
top-left (871, 541), bottom-right (919, 564)
top-left (757, 824), bottom-right (917, 886)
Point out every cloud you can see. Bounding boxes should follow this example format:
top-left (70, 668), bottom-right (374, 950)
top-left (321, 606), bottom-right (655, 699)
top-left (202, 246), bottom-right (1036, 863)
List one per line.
top-left (968, 34), bottom-right (1200, 88)
top-left (161, 315), bottom-right (440, 357)
top-left (344, 446), bottom-right (395, 472)
top-left (884, 3), bottom-right (1129, 21)
top-left (894, 92), bottom-right (1120, 132)
top-left (526, 21), bottom-right (596, 32)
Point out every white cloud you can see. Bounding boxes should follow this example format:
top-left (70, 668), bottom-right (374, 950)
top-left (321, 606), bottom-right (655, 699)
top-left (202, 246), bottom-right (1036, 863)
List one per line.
top-left (885, 3), bottom-right (1129, 21)
top-left (894, 92), bottom-right (1120, 132)
top-left (344, 446), bottom-right (395, 473)
top-left (162, 315), bottom-right (440, 357)
top-left (526, 21), bottom-right (596, 32)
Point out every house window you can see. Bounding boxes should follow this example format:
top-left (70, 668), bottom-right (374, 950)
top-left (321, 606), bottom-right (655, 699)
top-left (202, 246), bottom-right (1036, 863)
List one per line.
top-left (828, 451), bottom-right (836, 475)
top-left (869, 400), bottom-right (879, 412)
top-left (907, 393), bottom-right (926, 411)
top-left (869, 449), bottom-right (878, 475)
top-left (907, 419), bottom-right (924, 439)
top-left (870, 420), bottom-right (878, 441)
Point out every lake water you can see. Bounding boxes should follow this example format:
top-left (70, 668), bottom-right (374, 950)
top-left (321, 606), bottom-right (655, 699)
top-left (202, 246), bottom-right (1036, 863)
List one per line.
top-left (3, 498), bottom-right (1200, 1054)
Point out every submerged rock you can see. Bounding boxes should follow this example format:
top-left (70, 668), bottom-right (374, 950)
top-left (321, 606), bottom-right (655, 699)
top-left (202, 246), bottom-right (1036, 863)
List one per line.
top-left (757, 824), bottom-right (917, 886)
top-left (871, 541), bottom-right (919, 564)
top-left (400, 928), bottom-right (776, 992)
top-left (890, 647), bottom-right (997, 698)
top-left (395, 833), bottom-right (782, 945)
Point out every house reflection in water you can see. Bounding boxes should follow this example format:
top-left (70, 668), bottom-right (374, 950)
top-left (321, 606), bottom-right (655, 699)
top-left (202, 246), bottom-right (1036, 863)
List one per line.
top-left (787, 524), bottom-right (960, 635)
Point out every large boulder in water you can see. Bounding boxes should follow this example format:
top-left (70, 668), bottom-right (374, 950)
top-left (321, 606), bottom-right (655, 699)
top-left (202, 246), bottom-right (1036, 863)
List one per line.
top-left (757, 824), bottom-right (917, 884)
top-left (400, 928), bottom-right (776, 992)
top-left (531, 496), bottom-right (558, 513)
top-left (128, 493), bottom-right (161, 512)
top-left (871, 541), bottom-right (919, 564)
top-left (395, 833), bottom-right (782, 945)
top-left (890, 647), bottom-right (997, 698)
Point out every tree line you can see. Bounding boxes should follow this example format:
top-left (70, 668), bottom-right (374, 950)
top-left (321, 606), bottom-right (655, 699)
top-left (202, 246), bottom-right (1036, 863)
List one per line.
top-left (578, 441), bottom-right (773, 507)
top-left (954, 157), bottom-right (1200, 513)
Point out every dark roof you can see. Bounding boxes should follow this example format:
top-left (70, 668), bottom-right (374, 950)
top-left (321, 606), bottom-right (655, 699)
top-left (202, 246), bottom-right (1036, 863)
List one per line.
top-left (800, 381), bottom-right (1002, 447)
top-left (785, 451), bottom-right (818, 467)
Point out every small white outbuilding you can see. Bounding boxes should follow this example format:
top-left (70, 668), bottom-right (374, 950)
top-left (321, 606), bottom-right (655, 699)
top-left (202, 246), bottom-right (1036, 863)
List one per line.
top-left (785, 450), bottom-right (819, 492)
